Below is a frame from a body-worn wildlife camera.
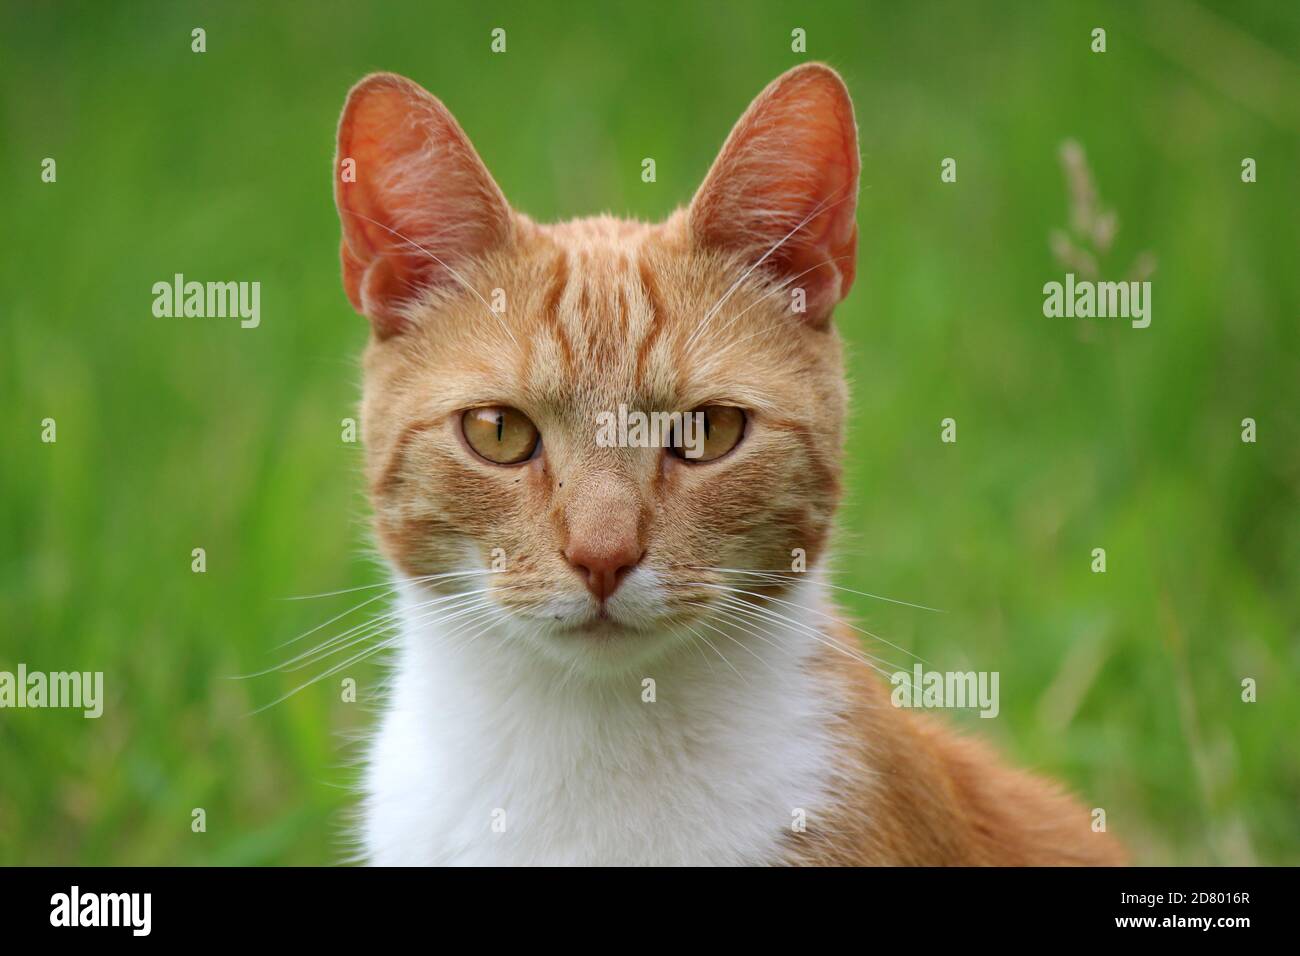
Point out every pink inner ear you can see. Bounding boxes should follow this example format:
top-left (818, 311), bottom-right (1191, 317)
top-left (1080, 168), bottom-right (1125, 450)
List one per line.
top-left (335, 73), bottom-right (512, 337)
top-left (688, 65), bottom-right (860, 326)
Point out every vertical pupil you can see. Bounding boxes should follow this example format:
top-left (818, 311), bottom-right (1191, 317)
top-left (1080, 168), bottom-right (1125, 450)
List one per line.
top-left (703, 409), bottom-right (711, 440)
top-left (495, 413), bottom-right (504, 442)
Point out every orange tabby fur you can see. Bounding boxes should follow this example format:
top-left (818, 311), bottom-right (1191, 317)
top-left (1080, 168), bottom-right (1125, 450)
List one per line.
top-left (787, 625), bottom-right (1124, 865)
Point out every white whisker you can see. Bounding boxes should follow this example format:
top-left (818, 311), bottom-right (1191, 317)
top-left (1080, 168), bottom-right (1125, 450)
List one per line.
top-left (238, 583), bottom-right (524, 679)
top-left (282, 569), bottom-right (491, 602)
top-left (704, 254), bottom-right (854, 351)
top-left (340, 210), bottom-right (520, 348)
top-left (687, 566), bottom-right (944, 613)
top-left (691, 616), bottom-right (782, 677)
top-left (685, 580), bottom-right (926, 665)
top-left (685, 186), bottom-right (855, 349)
top-left (704, 595), bottom-right (907, 677)
top-left (249, 596), bottom-right (508, 714)
top-left (681, 623), bottom-right (749, 686)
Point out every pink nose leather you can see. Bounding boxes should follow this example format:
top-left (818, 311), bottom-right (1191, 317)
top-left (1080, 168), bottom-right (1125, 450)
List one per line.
top-left (564, 539), bottom-right (643, 602)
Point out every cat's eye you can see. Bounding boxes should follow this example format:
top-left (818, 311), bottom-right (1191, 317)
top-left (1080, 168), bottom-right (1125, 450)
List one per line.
top-left (462, 406), bottom-right (540, 465)
top-left (671, 405), bottom-right (746, 462)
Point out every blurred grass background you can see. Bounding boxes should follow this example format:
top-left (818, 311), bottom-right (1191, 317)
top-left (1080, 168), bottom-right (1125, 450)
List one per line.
top-left (2, 0), bottom-right (1297, 865)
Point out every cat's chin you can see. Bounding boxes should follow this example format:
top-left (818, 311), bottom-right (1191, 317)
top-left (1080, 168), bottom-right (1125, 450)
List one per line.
top-left (557, 617), bottom-right (639, 638)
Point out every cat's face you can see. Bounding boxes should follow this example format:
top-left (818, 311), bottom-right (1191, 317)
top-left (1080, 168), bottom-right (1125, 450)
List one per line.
top-left (334, 65), bottom-right (859, 671)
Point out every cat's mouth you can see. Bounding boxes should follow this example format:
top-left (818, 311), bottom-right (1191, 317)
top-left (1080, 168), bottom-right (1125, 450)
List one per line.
top-left (543, 597), bottom-right (661, 639)
top-left (557, 614), bottom-right (638, 639)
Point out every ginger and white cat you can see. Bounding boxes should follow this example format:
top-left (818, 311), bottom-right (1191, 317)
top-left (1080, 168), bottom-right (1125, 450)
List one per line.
top-left (332, 64), bottom-right (1123, 866)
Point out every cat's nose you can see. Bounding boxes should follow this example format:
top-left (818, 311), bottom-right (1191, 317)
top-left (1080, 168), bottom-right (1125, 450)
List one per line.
top-left (564, 539), bottom-right (644, 603)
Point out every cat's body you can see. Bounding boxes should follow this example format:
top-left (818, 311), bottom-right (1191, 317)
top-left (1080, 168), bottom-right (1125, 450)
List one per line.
top-left (365, 573), bottom-right (1119, 866)
top-left (334, 65), bottom-right (1123, 866)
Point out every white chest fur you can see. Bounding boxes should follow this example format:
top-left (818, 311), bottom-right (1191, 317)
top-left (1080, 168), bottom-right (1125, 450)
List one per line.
top-left (361, 577), bottom-right (844, 865)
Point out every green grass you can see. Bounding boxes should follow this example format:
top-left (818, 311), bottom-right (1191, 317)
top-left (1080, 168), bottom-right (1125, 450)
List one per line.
top-left (2, 0), bottom-right (1297, 865)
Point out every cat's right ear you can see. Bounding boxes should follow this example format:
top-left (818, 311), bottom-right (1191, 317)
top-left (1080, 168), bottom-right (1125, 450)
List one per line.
top-left (334, 73), bottom-right (513, 338)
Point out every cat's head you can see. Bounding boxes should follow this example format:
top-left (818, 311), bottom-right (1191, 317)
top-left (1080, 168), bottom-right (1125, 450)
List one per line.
top-left (334, 64), bottom-right (859, 671)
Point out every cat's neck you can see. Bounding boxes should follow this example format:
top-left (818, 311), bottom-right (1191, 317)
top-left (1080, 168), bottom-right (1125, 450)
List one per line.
top-left (363, 573), bottom-right (847, 865)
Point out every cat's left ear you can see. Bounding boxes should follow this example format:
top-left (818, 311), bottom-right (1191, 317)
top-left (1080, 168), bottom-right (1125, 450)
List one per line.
top-left (688, 64), bottom-right (859, 327)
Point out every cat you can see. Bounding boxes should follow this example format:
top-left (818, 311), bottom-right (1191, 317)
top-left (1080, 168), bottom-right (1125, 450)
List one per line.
top-left (332, 63), bottom-right (1124, 866)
